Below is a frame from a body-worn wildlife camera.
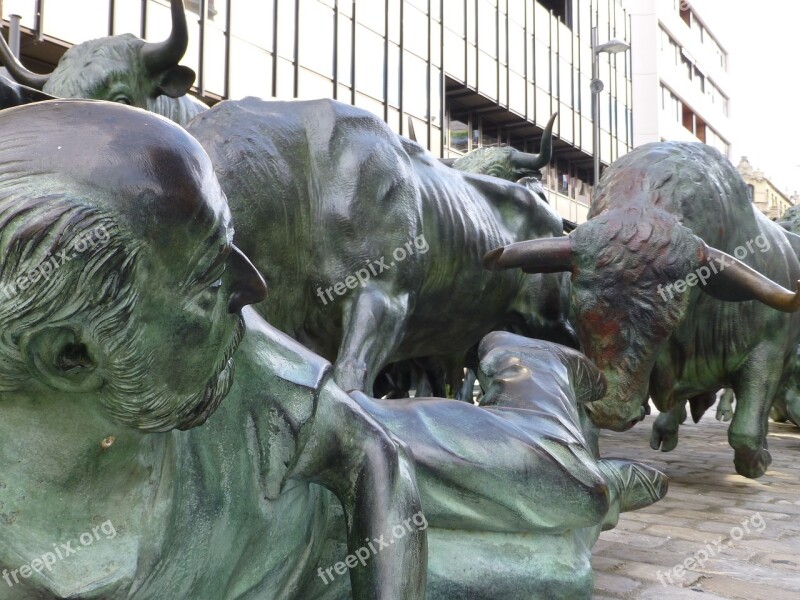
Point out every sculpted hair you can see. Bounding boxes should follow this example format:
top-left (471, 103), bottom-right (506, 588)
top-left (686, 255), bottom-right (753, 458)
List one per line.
top-left (44, 34), bottom-right (147, 98)
top-left (0, 176), bottom-right (142, 391)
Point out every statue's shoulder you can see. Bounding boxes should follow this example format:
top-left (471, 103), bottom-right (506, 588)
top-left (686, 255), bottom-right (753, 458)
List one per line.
top-left (240, 308), bottom-right (332, 394)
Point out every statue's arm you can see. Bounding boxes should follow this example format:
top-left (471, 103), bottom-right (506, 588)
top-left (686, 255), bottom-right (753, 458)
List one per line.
top-left (290, 378), bottom-right (427, 600)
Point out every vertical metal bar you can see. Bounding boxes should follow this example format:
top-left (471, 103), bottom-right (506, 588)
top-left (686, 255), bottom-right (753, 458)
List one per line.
top-left (384, 0), bottom-right (389, 123)
top-left (333, 0), bottom-right (339, 99)
top-left (141, 0), bottom-right (148, 40)
top-left (397, 0), bottom-right (403, 130)
top-left (504, 0), bottom-right (509, 109)
top-left (271, 0), bottom-right (278, 97)
top-left (523, 0), bottom-right (528, 122)
top-left (592, 25), bottom-right (599, 190)
top-left (224, 0), bottom-right (231, 98)
top-left (350, 0), bottom-right (356, 105)
top-left (439, 0), bottom-right (445, 156)
top-left (109, 0), bottom-right (116, 35)
top-left (426, 0), bottom-right (431, 148)
top-left (291, 0), bottom-right (300, 98)
top-left (473, 0), bottom-right (477, 91)
top-left (8, 14), bottom-right (21, 57)
top-left (34, 0), bottom-right (43, 41)
top-left (198, 0), bottom-right (206, 95)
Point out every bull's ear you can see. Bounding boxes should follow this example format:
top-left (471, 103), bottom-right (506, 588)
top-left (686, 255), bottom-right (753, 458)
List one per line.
top-left (155, 65), bottom-right (196, 98)
top-left (20, 326), bottom-right (104, 393)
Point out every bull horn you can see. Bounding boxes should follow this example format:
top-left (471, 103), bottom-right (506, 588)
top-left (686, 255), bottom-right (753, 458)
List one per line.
top-left (484, 237), bottom-right (573, 274)
top-left (513, 112), bottom-right (557, 172)
top-left (778, 220), bottom-right (794, 230)
top-left (0, 27), bottom-right (50, 90)
top-left (407, 116), bottom-right (417, 142)
top-left (701, 244), bottom-right (800, 312)
top-left (141, 0), bottom-right (189, 74)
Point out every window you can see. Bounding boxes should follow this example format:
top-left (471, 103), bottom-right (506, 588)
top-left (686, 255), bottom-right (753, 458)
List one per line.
top-left (480, 118), bottom-right (500, 147)
top-left (299, 0), bottom-right (335, 78)
top-left (355, 25), bottom-right (385, 101)
top-left (537, 0), bottom-right (572, 29)
top-left (693, 67), bottom-right (705, 93)
top-left (448, 117), bottom-right (469, 153)
top-left (185, 0), bottom-right (217, 19)
top-left (680, 3), bottom-right (691, 26)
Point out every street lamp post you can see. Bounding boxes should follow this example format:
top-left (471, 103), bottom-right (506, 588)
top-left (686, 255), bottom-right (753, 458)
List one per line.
top-left (591, 27), bottom-right (630, 190)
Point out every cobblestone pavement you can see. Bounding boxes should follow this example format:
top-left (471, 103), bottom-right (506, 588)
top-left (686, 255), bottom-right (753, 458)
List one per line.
top-left (593, 405), bottom-right (800, 599)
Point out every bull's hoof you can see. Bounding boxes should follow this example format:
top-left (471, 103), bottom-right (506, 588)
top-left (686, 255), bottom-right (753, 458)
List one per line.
top-left (716, 403), bottom-right (734, 422)
top-left (733, 448), bottom-right (772, 479)
top-left (649, 423), bottom-right (679, 452)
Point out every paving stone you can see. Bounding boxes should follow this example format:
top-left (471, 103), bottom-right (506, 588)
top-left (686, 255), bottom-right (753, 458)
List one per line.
top-left (591, 571), bottom-right (643, 595)
top-left (593, 405), bottom-right (800, 599)
top-left (700, 576), bottom-right (800, 599)
top-left (634, 583), bottom-right (729, 599)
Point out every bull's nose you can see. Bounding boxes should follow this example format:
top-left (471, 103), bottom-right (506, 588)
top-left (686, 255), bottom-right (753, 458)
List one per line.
top-left (586, 401), bottom-right (645, 432)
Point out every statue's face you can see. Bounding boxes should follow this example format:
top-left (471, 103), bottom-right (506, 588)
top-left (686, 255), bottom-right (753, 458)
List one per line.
top-left (98, 132), bottom-right (267, 432)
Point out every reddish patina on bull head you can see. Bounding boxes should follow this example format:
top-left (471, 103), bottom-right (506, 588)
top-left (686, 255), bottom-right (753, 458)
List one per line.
top-left (485, 148), bottom-right (800, 432)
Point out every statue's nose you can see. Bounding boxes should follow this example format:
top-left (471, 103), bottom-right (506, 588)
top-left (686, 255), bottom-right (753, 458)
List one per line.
top-left (227, 245), bottom-right (267, 313)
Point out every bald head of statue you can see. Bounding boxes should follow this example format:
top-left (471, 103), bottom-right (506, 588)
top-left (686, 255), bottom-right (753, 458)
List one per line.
top-left (0, 100), bottom-right (266, 432)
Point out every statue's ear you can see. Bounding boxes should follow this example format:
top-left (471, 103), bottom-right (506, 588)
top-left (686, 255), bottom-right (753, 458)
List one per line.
top-left (155, 65), bottom-right (196, 98)
top-left (21, 326), bottom-right (104, 393)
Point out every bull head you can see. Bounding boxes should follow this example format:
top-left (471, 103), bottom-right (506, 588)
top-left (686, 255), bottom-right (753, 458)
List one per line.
top-left (485, 213), bottom-right (800, 430)
top-left (0, 0), bottom-right (193, 101)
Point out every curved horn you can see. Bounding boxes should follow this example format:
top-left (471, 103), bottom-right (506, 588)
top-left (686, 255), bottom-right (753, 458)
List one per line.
top-left (700, 244), bottom-right (800, 312)
top-left (0, 27), bottom-right (50, 90)
top-left (513, 112), bottom-right (557, 172)
top-left (141, 0), bottom-right (189, 74)
top-left (407, 115), bottom-right (417, 142)
top-left (484, 237), bottom-right (573, 274)
top-left (778, 220), bottom-right (794, 231)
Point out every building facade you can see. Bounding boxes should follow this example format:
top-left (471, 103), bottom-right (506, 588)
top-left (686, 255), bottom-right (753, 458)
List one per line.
top-left (737, 156), bottom-right (796, 221)
top-left (3, 0), bottom-right (633, 224)
top-left (623, 0), bottom-right (731, 158)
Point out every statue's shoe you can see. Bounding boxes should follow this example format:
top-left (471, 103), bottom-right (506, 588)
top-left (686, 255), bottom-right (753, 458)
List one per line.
top-left (598, 458), bottom-right (668, 513)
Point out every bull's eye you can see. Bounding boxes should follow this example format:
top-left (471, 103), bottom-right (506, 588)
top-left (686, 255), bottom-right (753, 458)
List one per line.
top-left (113, 95), bottom-right (132, 105)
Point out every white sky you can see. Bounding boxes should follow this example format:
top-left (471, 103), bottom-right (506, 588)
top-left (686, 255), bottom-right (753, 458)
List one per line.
top-left (689, 0), bottom-right (800, 194)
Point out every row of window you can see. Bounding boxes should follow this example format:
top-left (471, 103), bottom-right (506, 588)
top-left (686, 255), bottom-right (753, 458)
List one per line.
top-left (677, 1), bottom-right (727, 71)
top-left (660, 26), bottom-right (728, 117)
top-left (660, 83), bottom-right (729, 156)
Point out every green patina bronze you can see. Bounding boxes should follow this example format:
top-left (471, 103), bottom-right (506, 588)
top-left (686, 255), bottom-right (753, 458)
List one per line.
top-left (0, 100), bottom-right (666, 599)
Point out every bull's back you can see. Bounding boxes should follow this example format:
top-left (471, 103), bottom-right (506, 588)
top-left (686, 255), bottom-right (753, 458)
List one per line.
top-left (593, 142), bottom-right (760, 250)
top-left (398, 142), bottom-right (564, 353)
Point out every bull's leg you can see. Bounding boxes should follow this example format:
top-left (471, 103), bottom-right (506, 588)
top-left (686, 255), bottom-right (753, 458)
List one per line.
top-left (649, 402), bottom-right (686, 452)
top-left (716, 389), bottom-right (735, 422)
top-left (333, 284), bottom-right (410, 393)
top-left (729, 348), bottom-right (780, 478)
top-left (456, 369), bottom-right (477, 402)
